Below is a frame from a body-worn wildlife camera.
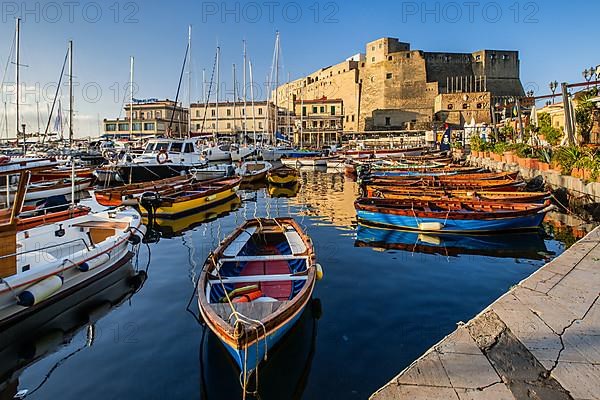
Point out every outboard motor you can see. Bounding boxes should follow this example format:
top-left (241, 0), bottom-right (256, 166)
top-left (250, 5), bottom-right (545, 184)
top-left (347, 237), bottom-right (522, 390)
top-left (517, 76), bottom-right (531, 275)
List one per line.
top-left (139, 191), bottom-right (161, 230)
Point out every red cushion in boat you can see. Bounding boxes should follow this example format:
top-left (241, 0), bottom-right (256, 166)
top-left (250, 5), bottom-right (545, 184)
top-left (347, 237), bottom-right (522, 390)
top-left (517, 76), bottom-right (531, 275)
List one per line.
top-left (238, 259), bottom-right (292, 301)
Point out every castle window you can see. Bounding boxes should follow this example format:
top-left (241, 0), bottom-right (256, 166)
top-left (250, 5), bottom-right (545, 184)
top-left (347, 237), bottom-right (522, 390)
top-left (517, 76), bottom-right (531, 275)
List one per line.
top-left (385, 117), bottom-right (391, 126)
top-left (352, 115), bottom-right (355, 122)
top-left (462, 103), bottom-right (469, 109)
top-left (476, 103), bottom-right (483, 109)
top-left (448, 104), bottom-right (454, 110)
top-left (371, 57), bottom-right (375, 62)
top-left (379, 43), bottom-right (382, 48)
top-left (211, 110), bottom-right (216, 116)
top-left (386, 73), bottom-right (393, 79)
top-left (388, 56), bottom-right (393, 61)
top-left (502, 54), bottom-right (509, 60)
top-left (226, 109), bottom-right (231, 116)
top-left (372, 46), bottom-right (375, 51)
top-left (406, 53), bottom-right (410, 59)
top-left (361, 63), bottom-right (365, 67)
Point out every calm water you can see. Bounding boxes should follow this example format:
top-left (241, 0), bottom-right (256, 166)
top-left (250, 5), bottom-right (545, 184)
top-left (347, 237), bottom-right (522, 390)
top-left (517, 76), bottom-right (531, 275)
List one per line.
top-left (2, 169), bottom-right (582, 399)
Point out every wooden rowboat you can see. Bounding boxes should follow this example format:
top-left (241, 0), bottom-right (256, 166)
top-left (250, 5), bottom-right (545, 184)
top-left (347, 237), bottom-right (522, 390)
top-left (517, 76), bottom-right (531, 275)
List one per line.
top-left (1, 178), bottom-right (93, 203)
top-left (362, 171), bottom-right (520, 183)
top-left (365, 188), bottom-right (550, 203)
top-left (364, 179), bottom-right (525, 192)
top-left (267, 165), bottom-right (300, 186)
top-left (198, 218), bottom-right (320, 375)
top-left (93, 175), bottom-right (193, 207)
top-left (354, 198), bottom-right (552, 233)
top-left (238, 161), bottom-right (272, 184)
top-left (31, 167), bottom-right (94, 182)
top-left (138, 177), bottom-right (241, 219)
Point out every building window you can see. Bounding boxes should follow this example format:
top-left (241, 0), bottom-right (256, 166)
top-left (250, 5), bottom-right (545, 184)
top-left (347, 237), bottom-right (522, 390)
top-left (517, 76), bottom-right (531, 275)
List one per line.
top-left (143, 122), bottom-right (155, 131)
top-left (196, 110), bottom-right (200, 117)
top-left (132, 123), bottom-right (142, 131)
top-left (320, 106), bottom-right (325, 113)
top-left (118, 123), bottom-right (129, 131)
top-left (147, 111), bottom-right (153, 119)
top-left (385, 117), bottom-right (391, 126)
top-left (476, 103), bottom-right (483, 109)
top-left (462, 103), bottom-right (469, 109)
top-left (258, 108), bottom-right (263, 115)
top-left (476, 55), bottom-right (481, 61)
top-left (196, 124), bottom-right (201, 130)
top-left (313, 121), bottom-right (318, 128)
top-left (406, 53), bottom-right (411, 59)
top-left (388, 56), bottom-right (393, 61)
top-left (352, 115), bottom-right (355, 122)
top-left (312, 106), bottom-right (317, 113)
top-left (448, 104), bottom-right (454, 110)
top-left (106, 123), bottom-right (116, 131)
top-left (386, 73), bottom-right (393, 79)
top-left (258, 122), bottom-right (263, 129)
top-left (331, 106), bottom-right (336, 115)
top-left (226, 109), bottom-right (231, 116)
top-left (132, 111), bottom-right (137, 119)
top-left (302, 106), bottom-right (306, 116)
top-left (345, 116), bottom-right (349, 122)
top-left (156, 111), bottom-right (161, 119)
top-left (211, 110), bottom-right (216, 116)
top-left (227, 123), bottom-right (231, 129)
top-left (372, 46), bottom-right (375, 51)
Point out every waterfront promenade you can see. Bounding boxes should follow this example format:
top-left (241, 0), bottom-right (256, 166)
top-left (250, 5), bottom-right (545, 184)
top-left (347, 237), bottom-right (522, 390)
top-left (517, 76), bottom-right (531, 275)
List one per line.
top-left (371, 226), bottom-right (600, 400)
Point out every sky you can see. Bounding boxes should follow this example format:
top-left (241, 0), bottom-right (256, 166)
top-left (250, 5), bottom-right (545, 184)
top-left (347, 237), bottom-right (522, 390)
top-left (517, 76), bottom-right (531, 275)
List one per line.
top-left (0, 0), bottom-right (598, 138)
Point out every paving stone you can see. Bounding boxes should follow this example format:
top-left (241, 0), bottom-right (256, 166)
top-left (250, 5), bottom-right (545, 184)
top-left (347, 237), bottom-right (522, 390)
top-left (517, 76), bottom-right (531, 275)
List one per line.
top-left (455, 383), bottom-right (516, 400)
top-left (521, 269), bottom-right (565, 294)
top-left (371, 384), bottom-right (459, 400)
top-left (552, 362), bottom-right (600, 400)
top-left (437, 327), bottom-right (483, 356)
top-left (438, 351), bottom-right (500, 389)
top-left (560, 331), bottom-right (600, 364)
top-left (512, 286), bottom-right (578, 333)
top-left (396, 351), bottom-right (451, 387)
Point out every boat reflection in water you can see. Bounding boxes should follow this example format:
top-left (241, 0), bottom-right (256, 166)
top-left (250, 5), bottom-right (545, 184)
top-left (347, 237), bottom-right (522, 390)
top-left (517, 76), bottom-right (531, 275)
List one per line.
top-left (355, 224), bottom-right (553, 260)
top-left (0, 262), bottom-right (147, 399)
top-left (267, 182), bottom-right (301, 198)
top-left (200, 299), bottom-right (321, 400)
top-left (143, 195), bottom-right (242, 238)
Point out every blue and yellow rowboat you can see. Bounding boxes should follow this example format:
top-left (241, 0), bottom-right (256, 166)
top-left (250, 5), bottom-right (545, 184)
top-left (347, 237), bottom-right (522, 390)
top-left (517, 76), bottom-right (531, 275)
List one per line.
top-left (355, 197), bottom-right (553, 233)
top-left (138, 177), bottom-right (241, 219)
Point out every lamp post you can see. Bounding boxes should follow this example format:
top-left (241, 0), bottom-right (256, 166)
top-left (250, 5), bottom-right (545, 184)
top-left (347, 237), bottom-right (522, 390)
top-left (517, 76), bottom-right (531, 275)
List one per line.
top-left (583, 68), bottom-right (593, 88)
top-left (549, 81), bottom-right (558, 104)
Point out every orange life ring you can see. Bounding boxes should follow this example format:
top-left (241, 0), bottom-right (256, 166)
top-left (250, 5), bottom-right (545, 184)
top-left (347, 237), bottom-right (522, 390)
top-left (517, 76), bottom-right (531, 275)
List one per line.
top-left (232, 288), bottom-right (264, 303)
top-left (156, 150), bottom-right (169, 164)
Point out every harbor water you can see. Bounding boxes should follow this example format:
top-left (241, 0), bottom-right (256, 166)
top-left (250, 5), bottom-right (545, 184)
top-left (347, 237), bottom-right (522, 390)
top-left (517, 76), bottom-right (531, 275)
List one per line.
top-left (3, 168), bottom-right (588, 400)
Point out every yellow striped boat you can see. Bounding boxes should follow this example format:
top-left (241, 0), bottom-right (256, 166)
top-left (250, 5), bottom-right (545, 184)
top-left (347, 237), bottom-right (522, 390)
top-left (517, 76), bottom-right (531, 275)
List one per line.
top-left (267, 165), bottom-right (300, 186)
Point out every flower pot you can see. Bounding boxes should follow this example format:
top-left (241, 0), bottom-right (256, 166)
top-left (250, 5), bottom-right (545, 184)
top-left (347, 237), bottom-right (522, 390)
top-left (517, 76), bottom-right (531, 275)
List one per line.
top-left (492, 153), bottom-right (502, 162)
top-left (571, 168), bottom-right (581, 178)
top-left (523, 158), bottom-right (535, 169)
top-left (539, 162), bottom-right (550, 172)
top-left (503, 151), bottom-right (515, 164)
top-left (517, 157), bottom-right (526, 168)
top-left (583, 168), bottom-right (592, 181)
top-left (484, 151), bottom-right (491, 158)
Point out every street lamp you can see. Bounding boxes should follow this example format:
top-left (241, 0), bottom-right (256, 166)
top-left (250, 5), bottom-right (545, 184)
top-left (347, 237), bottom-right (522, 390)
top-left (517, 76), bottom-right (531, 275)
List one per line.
top-left (549, 81), bottom-right (558, 104)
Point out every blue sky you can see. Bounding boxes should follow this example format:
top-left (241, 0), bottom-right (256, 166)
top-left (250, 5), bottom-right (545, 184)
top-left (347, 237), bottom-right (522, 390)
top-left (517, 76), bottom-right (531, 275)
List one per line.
top-left (0, 0), bottom-right (598, 137)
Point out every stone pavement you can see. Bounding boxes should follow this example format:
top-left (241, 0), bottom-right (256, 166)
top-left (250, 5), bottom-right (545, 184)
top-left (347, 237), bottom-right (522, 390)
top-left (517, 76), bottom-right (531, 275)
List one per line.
top-left (371, 226), bottom-right (600, 400)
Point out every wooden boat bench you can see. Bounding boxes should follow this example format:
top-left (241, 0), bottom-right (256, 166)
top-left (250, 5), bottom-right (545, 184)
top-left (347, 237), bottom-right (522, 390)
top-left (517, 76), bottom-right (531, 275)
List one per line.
top-left (72, 220), bottom-right (129, 244)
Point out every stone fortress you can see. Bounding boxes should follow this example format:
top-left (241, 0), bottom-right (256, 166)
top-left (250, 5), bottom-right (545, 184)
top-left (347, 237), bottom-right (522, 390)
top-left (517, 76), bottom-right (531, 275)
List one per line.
top-left (274, 37), bottom-right (525, 134)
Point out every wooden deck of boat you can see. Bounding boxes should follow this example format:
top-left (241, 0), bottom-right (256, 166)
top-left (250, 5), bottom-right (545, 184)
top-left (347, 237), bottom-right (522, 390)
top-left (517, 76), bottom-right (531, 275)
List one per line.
top-left (371, 226), bottom-right (600, 400)
top-left (212, 300), bottom-right (291, 323)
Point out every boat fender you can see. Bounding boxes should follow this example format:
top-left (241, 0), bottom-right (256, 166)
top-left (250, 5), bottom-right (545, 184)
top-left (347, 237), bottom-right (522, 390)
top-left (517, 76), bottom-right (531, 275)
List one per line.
top-left (315, 263), bottom-right (324, 281)
top-left (232, 288), bottom-right (264, 303)
top-left (17, 275), bottom-right (64, 307)
top-left (78, 253), bottom-right (111, 272)
top-left (418, 222), bottom-right (444, 231)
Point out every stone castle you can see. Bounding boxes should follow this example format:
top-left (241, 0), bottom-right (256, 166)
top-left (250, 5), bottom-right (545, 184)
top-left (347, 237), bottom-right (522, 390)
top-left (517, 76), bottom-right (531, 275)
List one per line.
top-left (274, 37), bottom-right (524, 133)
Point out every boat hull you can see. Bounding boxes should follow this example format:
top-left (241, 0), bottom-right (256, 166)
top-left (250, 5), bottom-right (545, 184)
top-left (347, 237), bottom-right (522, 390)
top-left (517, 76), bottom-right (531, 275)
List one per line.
top-left (116, 163), bottom-right (202, 184)
top-left (140, 187), bottom-right (239, 219)
top-left (356, 209), bottom-right (546, 233)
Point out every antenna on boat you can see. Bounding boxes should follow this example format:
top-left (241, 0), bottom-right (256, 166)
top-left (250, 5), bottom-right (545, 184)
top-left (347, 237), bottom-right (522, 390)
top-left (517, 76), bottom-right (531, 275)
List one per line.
top-left (129, 55), bottom-right (134, 142)
top-left (215, 46), bottom-right (220, 142)
top-left (248, 60), bottom-right (257, 149)
top-left (15, 18), bottom-right (20, 148)
top-left (187, 25), bottom-right (192, 138)
top-left (242, 40), bottom-right (247, 145)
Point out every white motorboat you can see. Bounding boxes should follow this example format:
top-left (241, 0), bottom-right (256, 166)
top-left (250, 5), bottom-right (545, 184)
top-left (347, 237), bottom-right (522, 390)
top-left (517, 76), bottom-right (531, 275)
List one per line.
top-left (237, 161), bottom-right (272, 184)
top-left (230, 144), bottom-right (258, 162)
top-left (0, 165), bottom-right (146, 326)
top-left (201, 143), bottom-right (232, 162)
top-left (0, 177), bottom-right (93, 204)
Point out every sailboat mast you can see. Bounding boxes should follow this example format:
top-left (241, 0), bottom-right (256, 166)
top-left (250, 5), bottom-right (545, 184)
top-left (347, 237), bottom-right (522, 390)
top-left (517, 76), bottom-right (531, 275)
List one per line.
top-left (187, 25), bottom-right (192, 137)
top-left (129, 56), bottom-right (134, 142)
top-left (242, 41), bottom-right (247, 143)
top-left (249, 60), bottom-right (256, 146)
top-left (15, 18), bottom-right (20, 146)
top-left (215, 46), bottom-right (220, 141)
top-left (273, 31), bottom-right (280, 145)
top-left (69, 40), bottom-right (73, 147)
top-left (232, 63), bottom-right (236, 139)
top-left (300, 90), bottom-right (304, 148)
